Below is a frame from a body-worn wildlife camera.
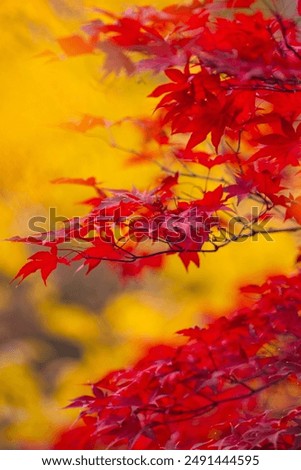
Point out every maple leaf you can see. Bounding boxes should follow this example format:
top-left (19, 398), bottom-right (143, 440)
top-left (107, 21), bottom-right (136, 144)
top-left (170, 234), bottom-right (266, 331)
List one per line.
top-left (179, 251), bottom-right (200, 270)
top-left (251, 120), bottom-right (301, 168)
top-left (59, 115), bottom-right (106, 133)
top-left (154, 173), bottom-right (179, 201)
top-left (285, 195), bottom-right (301, 224)
top-left (73, 239), bottom-right (122, 274)
top-left (132, 116), bottom-right (169, 146)
top-left (12, 247), bottom-right (69, 285)
top-left (193, 185), bottom-right (226, 212)
top-left (58, 35), bottom-right (96, 56)
top-left (119, 253), bottom-right (164, 277)
top-left (175, 149), bottom-right (238, 169)
top-left (98, 41), bottom-right (136, 76)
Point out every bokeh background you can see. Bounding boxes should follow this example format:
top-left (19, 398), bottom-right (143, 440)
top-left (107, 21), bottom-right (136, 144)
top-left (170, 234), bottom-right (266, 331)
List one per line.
top-left (0, 0), bottom-right (298, 449)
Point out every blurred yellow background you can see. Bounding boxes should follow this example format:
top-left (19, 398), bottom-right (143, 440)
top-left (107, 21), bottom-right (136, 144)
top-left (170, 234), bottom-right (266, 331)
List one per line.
top-left (0, 0), bottom-right (298, 448)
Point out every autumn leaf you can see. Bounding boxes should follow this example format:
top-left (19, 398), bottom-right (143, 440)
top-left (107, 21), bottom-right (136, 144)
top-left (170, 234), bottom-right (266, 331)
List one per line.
top-left (52, 177), bottom-right (98, 186)
top-left (59, 115), bottom-right (106, 133)
top-left (58, 35), bottom-right (95, 56)
top-left (12, 247), bottom-right (69, 285)
top-left (285, 195), bottom-right (301, 224)
top-left (179, 251), bottom-right (200, 270)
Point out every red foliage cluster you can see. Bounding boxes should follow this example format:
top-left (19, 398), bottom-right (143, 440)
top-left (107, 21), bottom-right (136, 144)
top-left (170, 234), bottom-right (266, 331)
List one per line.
top-left (55, 272), bottom-right (301, 449)
top-left (10, 0), bottom-right (301, 283)
top-left (10, 0), bottom-right (301, 450)
top-left (61, 0), bottom-right (301, 82)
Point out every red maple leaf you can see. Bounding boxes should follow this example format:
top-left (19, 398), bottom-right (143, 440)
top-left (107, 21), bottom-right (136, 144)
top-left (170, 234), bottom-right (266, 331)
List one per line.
top-left (178, 251), bottom-right (200, 270)
top-left (251, 119), bottom-right (301, 168)
top-left (285, 195), bottom-right (301, 224)
top-left (12, 247), bottom-right (69, 285)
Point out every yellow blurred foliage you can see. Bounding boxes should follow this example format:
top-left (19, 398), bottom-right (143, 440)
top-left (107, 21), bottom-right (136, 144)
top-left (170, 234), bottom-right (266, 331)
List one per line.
top-left (0, 0), bottom-right (298, 449)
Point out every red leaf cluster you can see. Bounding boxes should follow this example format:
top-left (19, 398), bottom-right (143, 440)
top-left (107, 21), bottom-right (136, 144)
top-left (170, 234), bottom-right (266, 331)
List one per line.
top-left (54, 272), bottom-right (301, 449)
top-left (11, 0), bottom-right (301, 450)
top-left (58, 0), bottom-right (301, 82)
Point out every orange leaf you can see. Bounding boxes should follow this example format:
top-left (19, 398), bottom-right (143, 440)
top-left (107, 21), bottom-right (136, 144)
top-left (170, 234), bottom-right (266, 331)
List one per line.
top-left (58, 35), bottom-right (95, 56)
